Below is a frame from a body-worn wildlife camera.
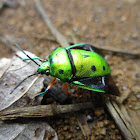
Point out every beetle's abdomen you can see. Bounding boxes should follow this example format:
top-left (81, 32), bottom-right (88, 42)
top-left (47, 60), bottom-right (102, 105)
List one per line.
top-left (70, 49), bottom-right (111, 78)
top-left (49, 47), bottom-right (73, 82)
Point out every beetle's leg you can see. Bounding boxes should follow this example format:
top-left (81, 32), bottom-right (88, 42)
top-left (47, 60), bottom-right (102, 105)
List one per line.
top-left (64, 83), bottom-right (69, 94)
top-left (46, 78), bottom-right (56, 91)
top-left (35, 78), bottom-right (56, 98)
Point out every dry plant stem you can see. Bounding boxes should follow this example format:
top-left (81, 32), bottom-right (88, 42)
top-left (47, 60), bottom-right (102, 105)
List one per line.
top-left (94, 44), bottom-right (140, 58)
top-left (77, 114), bottom-right (91, 137)
top-left (105, 97), bottom-right (134, 140)
top-left (34, 0), bottom-right (69, 47)
top-left (31, 35), bottom-right (140, 58)
top-left (76, 118), bottom-right (98, 139)
top-left (0, 102), bottom-right (94, 120)
top-left (112, 101), bottom-right (140, 140)
top-left (32, 35), bottom-right (58, 43)
top-left (33, 1), bottom-right (139, 139)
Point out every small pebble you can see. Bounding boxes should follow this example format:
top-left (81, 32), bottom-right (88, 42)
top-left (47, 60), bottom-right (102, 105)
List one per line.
top-left (136, 94), bottom-right (140, 99)
top-left (76, 126), bottom-right (80, 130)
top-left (116, 83), bottom-right (119, 87)
top-left (87, 115), bottom-right (93, 122)
top-left (122, 86), bottom-right (127, 90)
top-left (70, 88), bottom-right (75, 93)
top-left (129, 104), bottom-right (133, 108)
top-left (104, 55), bottom-right (109, 60)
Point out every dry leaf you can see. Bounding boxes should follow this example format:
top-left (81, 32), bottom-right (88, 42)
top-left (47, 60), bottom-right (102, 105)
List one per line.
top-left (0, 51), bottom-right (44, 111)
top-left (0, 120), bottom-right (58, 140)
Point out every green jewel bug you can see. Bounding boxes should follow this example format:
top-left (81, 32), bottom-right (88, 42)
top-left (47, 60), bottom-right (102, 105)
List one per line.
top-left (9, 39), bottom-right (119, 97)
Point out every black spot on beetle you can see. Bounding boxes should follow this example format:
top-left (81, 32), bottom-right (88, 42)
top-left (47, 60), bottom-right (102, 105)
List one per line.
top-left (56, 53), bottom-right (58, 56)
top-left (82, 54), bottom-right (90, 58)
top-left (59, 69), bottom-right (64, 74)
top-left (103, 66), bottom-right (105, 71)
top-left (91, 65), bottom-right (96, 72)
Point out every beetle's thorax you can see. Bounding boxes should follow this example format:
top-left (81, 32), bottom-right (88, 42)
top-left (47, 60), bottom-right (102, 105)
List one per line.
top-left (48, 47), bottom-right (73, 82)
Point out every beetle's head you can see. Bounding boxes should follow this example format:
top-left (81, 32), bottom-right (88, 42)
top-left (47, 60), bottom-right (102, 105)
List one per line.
top-left (37, 60), bottom-right (50, 75)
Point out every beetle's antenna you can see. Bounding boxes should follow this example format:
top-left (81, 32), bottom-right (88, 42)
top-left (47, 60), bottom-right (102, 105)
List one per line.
top-left (8, 37), bottom-right (40, 66)
top-left (10, 73), bottom-right (38, 94)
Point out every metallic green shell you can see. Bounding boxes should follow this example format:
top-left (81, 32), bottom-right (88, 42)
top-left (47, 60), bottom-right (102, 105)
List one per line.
top-left (70, 49), bottom-right (111, 78)
top-left (37, 45), bottom-right (111, 83)
top-left (37, 44), bottom-right (111, 93)
top-left (49, 47), bottom-right (73, 82)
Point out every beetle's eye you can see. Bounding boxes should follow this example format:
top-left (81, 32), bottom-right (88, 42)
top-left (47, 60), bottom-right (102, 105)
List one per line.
top-left (45, 70), bottom-right (50, 76)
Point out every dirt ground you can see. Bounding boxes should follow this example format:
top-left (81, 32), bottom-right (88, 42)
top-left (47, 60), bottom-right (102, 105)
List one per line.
top-left (0, 0), bottom-right (140, 139)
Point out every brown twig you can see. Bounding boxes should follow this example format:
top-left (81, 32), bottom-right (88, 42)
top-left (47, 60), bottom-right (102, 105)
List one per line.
top-left (105, 97), bottom-right (134, 140)
top-left (0, 102), bottom-right (94, 120)
top-left (34, 0), bottom-right (69, 47)
top-left (111, 100), bottom-right (140, 140)
top-left (93, 44), bottom-right (140, 58)
top-left (77, 114), bottom-right (91, 138)
top-left (31, 35), bottom-right (140, 58)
